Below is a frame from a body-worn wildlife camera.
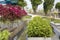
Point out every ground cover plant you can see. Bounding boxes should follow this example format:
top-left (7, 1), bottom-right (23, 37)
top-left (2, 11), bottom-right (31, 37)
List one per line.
top-left (42, 17), bottom-right (60, 23)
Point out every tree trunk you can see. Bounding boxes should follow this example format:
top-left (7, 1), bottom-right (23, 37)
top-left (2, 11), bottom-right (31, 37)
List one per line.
top-left (58, 13), bottom-right (60, 18)
top-left (33, 10), bottom-right (36, 14)
top-left (32, 5), bottom-right (37, 14)
top-left (58, 10), bottom-right (60, 18)
top-left (44, 10), bottom-right (48, 16)
top-left (45, 12), bottom-right (48, 16)
top-left (45, 10), bottom-right (50, 16)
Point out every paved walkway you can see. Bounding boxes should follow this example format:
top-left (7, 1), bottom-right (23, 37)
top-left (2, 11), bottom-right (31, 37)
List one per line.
top-left (52, 35), bottom-right (59, 40)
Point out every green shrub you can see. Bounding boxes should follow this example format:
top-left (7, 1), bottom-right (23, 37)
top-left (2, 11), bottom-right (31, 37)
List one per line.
top-left (0, 30), bottom-right (10, 40)
top-left (27, 16), bottom-right (53, 37)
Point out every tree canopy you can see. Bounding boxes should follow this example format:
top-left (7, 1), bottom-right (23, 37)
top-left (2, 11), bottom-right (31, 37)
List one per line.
top-left (31, 0), bottom-right (42, 13)
top-left (43, 0), bottom-right (55, 15)
top-left (55, 2), bottom-right (60, 11)
top-left (17, 0), bottom-right (27, 7)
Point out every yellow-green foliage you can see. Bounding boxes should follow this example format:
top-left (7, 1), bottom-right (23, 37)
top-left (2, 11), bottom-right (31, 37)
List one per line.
top-left (27, 16), bottom-right (53, 37)
top-left (0, 30), bottom-right (10, 40)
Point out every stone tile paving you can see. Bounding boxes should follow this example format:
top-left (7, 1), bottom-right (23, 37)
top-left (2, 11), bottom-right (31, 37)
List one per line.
top-left (51, 35), bottom-right (59, 40)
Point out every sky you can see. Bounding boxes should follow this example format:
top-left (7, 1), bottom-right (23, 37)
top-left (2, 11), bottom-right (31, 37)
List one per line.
top-left (25, 0), bottom-right (60, 10)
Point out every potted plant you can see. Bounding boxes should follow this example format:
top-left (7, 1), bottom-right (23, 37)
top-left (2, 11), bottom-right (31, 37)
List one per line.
top-left (27, 16), bottom-right (54, 40)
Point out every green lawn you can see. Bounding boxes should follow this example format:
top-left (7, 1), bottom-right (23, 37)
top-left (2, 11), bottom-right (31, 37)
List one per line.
top-left (42, 17), bottom-right (60, 23)
top-left (53, 19), bottom-right (60, 23)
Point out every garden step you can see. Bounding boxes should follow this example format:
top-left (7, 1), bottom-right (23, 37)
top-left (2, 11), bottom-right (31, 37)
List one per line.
top-left (52, 35), bottom-right (59, 40)
top-left (6, 27), bottom-right (17, 32)
top-left (9, 21), bottom-right (27, 40)
top-left (0, 27), bottom-right (7, 31)
top-left (51, 22), bottom-right (60, 40)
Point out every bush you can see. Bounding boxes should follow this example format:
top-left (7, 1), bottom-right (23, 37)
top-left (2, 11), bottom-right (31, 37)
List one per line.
top-left (27, 16), bottom-right (53, 37)
top-left (0, 4), bottom-right (27, 21)
top-left (0, 30), bottom-right (10, 40)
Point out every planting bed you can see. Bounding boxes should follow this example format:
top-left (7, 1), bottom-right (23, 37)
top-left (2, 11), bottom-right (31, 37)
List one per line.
top-left (0, 21), bottom-right (27, 40)
top-left (27, 16), bottom-right (54, 40)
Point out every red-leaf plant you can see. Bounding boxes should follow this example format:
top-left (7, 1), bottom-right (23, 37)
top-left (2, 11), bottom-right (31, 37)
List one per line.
top-left (0, 4), bottom-right (27, 21)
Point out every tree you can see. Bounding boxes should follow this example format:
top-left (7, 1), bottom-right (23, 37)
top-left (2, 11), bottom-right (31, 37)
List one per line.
top-left (43, 0), bottom-right (55, 15)
top-left (55, 2), bottom-right (60, 11)
top-left (55, 2), bottom-right (60, 18)
top-left (17, 0), bottom-right (27, 8)
top-left (31, 0), bottom-right (42, 13)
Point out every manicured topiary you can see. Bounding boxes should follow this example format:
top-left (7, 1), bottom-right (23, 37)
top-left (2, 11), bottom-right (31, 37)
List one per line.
top-left (27, 16), bottom-right (53, 37)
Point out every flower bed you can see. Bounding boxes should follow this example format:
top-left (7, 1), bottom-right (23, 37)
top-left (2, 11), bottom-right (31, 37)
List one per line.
top-left (0, 4), bottom-right (27, 40)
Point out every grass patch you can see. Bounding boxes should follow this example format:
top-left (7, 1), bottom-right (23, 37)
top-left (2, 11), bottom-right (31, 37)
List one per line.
top-left (22, 15), bottom-right (32, 21)
top-left (42, 17), bottom-right (60, 23)
top-left (53, 19), bottom-right (60, 23)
